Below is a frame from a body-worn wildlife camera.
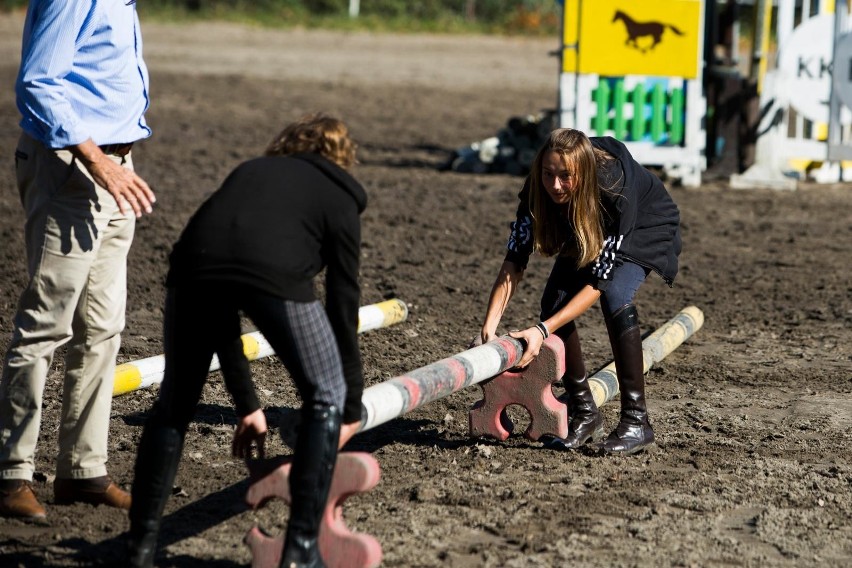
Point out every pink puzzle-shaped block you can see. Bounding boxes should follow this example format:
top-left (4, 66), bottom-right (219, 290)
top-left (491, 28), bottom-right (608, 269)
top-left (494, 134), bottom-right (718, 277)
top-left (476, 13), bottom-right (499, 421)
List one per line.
top-left (469, 334), bottom-right (568, 441)
top-left (244, 452), bottom-right (382, 568)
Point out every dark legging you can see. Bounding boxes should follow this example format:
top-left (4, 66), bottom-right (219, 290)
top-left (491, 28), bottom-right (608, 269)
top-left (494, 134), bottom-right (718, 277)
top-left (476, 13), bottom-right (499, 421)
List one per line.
top-left (148, 283), bottom-right (346, 431)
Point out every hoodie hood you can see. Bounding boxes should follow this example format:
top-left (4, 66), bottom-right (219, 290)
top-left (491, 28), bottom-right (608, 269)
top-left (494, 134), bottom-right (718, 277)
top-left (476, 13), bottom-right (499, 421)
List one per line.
top-left (290, 152), bottom-right (368, 213)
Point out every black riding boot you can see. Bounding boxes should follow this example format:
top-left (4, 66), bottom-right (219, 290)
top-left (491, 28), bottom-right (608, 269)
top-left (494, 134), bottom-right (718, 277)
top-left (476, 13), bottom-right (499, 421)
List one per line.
top-left (597, 304), bottom-right (655, 455)
top-left (543, 326), bottom-right (604, 451)
top-left (280, 403), bottom-right (341, 568)
top-left (127, 425), bottom-right (185, 568)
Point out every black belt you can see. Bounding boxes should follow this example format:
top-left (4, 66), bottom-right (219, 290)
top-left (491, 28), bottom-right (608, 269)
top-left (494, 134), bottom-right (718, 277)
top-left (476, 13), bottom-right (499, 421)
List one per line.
top-left (99, 143), bottom-right (134, 157)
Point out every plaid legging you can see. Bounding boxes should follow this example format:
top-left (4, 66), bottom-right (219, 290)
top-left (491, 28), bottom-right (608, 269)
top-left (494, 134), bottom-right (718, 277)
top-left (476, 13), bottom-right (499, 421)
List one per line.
top-left (149, 284), bottom-right (345, 430)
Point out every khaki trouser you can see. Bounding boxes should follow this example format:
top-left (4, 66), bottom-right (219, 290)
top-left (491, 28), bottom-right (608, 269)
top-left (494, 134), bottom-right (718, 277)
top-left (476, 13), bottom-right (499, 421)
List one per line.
top-left (0, 133), bottom-right (135, 480)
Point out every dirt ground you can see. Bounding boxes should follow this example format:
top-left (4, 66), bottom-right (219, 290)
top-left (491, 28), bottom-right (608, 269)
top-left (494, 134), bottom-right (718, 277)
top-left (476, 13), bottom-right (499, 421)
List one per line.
top-left (1, 12), bottom-right (851, 568)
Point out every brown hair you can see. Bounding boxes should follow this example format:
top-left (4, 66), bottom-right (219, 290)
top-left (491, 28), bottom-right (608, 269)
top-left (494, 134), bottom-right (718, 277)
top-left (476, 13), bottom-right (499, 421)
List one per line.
top-left (265, 113), bottom-right (357, 169)
top-left (528, 128), bottom-right (615, 267)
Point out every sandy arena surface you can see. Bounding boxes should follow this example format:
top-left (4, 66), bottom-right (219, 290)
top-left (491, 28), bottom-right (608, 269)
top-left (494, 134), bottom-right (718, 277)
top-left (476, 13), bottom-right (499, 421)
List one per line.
top-left (0, 12), bottom-right (851, 568)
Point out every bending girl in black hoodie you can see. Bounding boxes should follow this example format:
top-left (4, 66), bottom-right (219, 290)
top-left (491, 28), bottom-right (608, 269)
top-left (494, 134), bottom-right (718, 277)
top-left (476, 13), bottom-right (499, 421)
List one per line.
top-left (128, 114), bottom-right (367, 568)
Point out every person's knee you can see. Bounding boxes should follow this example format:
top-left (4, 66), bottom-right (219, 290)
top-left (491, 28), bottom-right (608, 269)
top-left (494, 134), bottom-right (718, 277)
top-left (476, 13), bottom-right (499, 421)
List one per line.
top-left (308, 386), bottom-right (345, 413)
top-left (83, 313), bottom-right (125, 347)
top-left (601, 264), bottom-right (648, 315)
top-left (146, 401), bottom-right (192, 433)
top-left (301, 401), bottom-right (342, 420)
top-left (601, 290), bottom-right (636, 317)
top-left (605, 303), bottom-right (639, 334)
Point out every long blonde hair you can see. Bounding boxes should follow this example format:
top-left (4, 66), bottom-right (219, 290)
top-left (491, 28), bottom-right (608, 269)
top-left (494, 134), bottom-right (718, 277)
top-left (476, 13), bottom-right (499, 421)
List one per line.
top-left (265, 113), bottom-right (357, 169)
top-left (529, 128), bottom-right (612, 267)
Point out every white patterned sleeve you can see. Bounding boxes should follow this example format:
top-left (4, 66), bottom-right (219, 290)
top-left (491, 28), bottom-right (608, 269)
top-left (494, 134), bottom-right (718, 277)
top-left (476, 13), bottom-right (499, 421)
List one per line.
top-left (591, 234), bottom-right (624, 284)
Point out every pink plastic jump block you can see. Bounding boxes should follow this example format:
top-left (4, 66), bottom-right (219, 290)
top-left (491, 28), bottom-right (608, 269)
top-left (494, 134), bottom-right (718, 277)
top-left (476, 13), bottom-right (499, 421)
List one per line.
top-left (244, 452), bottom-right (383, 568)
top-left (469, 334), bottom-right (568, 441)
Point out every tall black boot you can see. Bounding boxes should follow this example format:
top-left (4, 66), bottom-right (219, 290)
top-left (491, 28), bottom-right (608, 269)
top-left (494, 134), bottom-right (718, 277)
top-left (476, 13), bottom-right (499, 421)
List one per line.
top-left (597, 304), bottom-right (654, 455)
top-left (127, 425), bottom-right (185, 568)
top-left (280, 403), bottom-right (341, 568)
top-left (543, 326), bottom-right (604, 451)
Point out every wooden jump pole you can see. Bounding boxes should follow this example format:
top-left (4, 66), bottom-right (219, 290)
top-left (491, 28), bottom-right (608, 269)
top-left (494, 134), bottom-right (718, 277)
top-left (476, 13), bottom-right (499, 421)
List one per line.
top-left (587, 305), bottom-right (705, 407)
top-left (112, 298), bottom-right (409, 396)
top-left (355, 305), bottom-right (704, 434)
top-left (356, 335), bottom-right (526, 433)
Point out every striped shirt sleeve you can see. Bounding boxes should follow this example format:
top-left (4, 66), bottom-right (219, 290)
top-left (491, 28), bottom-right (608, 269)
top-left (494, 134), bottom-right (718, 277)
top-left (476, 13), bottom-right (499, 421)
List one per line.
top-left (504, 180), bottom-right (534, 269)
top-left (591, 234), bottom-right (624, 285)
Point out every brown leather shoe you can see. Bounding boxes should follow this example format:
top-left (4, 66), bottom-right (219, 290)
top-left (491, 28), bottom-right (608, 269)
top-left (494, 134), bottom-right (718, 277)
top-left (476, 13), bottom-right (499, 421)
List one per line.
top-left (0, 479), bottom-right (47, 519)
top-left (54, 476), bottom-right (131, 510)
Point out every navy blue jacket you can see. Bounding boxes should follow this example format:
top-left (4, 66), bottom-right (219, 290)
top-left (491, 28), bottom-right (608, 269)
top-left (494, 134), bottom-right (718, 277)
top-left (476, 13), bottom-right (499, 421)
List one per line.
top-left (505, 136), bottom-right (681, 289)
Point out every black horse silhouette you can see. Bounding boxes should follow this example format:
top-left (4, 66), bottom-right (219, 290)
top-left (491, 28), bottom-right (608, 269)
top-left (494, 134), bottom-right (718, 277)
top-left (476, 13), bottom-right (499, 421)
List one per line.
top-left (612, 10), bottom-right (684, 53)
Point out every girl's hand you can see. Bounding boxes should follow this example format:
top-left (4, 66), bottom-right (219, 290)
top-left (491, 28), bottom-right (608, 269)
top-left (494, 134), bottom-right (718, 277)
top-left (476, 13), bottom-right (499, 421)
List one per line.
top-left (508, 326), bottom-right (545, 368)
top-left (468, 327), bottom-right (498, 349)
top-left (232, 409), bottom-right (268, 460)
top-left (339, 420), bottom-right (361, 449)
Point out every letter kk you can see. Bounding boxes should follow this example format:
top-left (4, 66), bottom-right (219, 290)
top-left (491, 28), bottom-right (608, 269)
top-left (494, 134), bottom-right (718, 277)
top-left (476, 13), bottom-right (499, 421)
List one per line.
top-left (797, 56), bottom-right (832, 79)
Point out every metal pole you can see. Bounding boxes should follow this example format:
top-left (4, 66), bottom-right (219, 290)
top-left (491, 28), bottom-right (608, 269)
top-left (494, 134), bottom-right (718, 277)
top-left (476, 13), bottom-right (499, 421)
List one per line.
top-left (558, 0), bottom-right (581, 129)
top-left (349, 0), bottom-right (360, 18)
top-left (753, 0), bottom-right (773, 93)
top-left (741, 0), bottom-right (774, 170)
top-left (828, 0), bottom-right (849, 166)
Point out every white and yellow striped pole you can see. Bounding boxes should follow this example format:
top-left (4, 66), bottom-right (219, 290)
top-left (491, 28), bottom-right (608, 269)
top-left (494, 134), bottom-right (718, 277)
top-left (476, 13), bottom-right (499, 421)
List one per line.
top-left (588, 305), bottom-right (705, 407)
top-left (113, 298), bottom-right (408, 396)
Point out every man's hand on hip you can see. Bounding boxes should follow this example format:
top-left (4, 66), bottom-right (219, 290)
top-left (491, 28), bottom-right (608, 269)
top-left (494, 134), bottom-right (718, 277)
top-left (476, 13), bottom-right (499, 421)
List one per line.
top-left (70, 139), bottom-right (156, 217)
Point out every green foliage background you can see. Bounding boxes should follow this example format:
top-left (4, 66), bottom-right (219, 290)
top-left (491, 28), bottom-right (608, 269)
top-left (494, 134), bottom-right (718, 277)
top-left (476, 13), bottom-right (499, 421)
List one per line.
top-left (0, 0), bottom-right (562, 35)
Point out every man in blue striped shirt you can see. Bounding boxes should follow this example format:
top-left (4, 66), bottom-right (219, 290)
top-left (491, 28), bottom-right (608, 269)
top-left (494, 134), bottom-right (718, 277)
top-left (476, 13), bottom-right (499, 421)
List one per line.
top-left (0, 0), bottom-right (157, 519)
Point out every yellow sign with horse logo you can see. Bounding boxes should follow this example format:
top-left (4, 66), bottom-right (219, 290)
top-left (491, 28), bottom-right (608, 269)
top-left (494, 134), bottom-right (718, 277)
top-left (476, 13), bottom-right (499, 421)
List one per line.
top-left (563, 0), bottom-right (701, 78)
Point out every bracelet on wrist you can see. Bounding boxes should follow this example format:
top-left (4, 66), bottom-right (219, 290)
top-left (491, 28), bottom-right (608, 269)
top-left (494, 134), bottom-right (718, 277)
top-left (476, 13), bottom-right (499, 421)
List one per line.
top-left (535, 321), bottom-right (550, 339)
